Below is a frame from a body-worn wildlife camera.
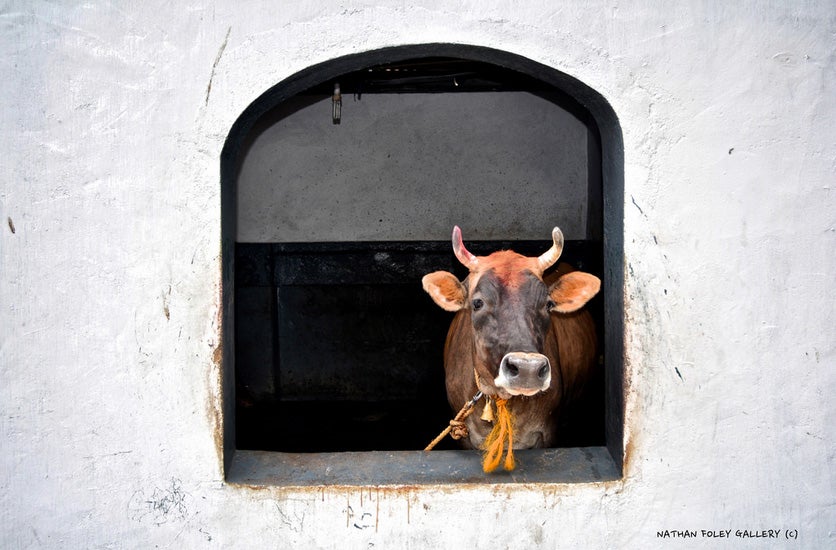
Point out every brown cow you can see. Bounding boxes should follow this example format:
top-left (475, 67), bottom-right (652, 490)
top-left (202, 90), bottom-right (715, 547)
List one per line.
top-left (422, 226), bottom-right (600, 456)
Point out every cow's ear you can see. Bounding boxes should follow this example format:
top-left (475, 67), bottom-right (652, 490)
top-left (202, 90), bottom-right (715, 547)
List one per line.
top-left (548, 271), bottom-right (601, 313)
top-left (422, 271), bottom-right (467, 312)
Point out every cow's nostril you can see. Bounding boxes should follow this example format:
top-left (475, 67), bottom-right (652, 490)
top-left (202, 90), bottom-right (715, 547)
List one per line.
top-left (507, 363), bottom-right (519, 377)
top-left (538, 364), bottom-right (549, 380)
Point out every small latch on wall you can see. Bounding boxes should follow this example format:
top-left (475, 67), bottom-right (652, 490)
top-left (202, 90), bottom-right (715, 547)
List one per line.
top-left (332, 82), bottom-right (341, 124)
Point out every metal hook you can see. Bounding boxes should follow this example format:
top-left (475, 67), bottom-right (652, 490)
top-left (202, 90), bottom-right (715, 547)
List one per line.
top-left (332, 82), bottom-right (341, 124)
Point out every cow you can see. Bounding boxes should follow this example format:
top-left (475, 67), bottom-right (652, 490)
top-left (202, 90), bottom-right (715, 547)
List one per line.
top-left (421, 226), bottom-right (600, 469)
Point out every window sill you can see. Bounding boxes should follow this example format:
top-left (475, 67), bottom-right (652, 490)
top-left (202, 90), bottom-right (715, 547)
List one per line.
top-left (227, 446), bottom-right (619, 487)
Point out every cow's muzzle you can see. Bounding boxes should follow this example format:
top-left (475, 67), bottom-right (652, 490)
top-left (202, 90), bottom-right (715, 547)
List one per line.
top-left (494, 352), bottom-right (551, 396)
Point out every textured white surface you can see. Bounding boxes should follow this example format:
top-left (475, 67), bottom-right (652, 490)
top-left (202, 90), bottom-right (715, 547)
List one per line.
top-left (1, 1), bottom-right (834, 547)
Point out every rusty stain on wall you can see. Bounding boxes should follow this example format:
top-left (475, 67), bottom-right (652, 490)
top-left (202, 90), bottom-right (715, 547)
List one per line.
top-left (208, 272), bottom-right (226, 475)
top-left (227, 479), bottom-right (626, 539)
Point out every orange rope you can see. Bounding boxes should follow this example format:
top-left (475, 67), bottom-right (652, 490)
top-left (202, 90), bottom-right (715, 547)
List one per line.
top-left (424, 392), bottom-right (482, 451)
top-left (426, 367), bottom-right (516, 473)
top-left (481, 398), bottom-right (515, 472)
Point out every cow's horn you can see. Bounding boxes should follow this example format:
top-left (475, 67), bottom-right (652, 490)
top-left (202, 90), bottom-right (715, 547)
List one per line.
top-left (452, 226), bottom-right (479, 270)
top-left (536, 227), bottom-right (564, 273)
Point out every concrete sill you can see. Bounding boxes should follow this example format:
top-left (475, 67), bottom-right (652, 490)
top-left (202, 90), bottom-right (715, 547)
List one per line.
top-left (228, 446), bottom-right (619, 487)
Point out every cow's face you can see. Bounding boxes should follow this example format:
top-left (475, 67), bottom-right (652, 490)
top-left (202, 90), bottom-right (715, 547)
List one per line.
top-left (422, 226), bottom-right (600, 398)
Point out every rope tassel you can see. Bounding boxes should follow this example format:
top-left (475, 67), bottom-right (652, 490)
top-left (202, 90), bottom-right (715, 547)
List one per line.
top-left (481, 398), bottom-right (515, 473)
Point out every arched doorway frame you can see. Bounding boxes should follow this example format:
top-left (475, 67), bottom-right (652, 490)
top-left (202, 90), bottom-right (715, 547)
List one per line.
top-left (220, 43), bottom-right (624, 480)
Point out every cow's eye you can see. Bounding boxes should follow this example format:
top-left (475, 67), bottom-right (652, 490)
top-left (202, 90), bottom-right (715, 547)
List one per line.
top-left (546, 299), bottom-right (556, 310)
top-left (472, 298), bottom-right (484, 311)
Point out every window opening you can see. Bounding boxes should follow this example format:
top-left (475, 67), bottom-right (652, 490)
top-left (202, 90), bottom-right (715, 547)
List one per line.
top-left (220, 45), bottom-right (623, 484)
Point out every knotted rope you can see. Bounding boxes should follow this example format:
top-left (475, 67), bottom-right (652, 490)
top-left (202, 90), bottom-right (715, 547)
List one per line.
top-left (424, 392), bottom-right (517, 473)
top-left (424, 391), bottom-right (482, 451)
top-left (425, 368), bottom-right (518, 473)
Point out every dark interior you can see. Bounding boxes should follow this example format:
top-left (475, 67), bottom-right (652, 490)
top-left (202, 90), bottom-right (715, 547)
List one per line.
top-left (235, 240), bottom-right (604, 452)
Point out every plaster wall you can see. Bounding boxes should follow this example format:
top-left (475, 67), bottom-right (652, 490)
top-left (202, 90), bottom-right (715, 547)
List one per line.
top-left (1, 1), bottom-right (834, 548)
top-left (237, 92), bottom-right (591, 242)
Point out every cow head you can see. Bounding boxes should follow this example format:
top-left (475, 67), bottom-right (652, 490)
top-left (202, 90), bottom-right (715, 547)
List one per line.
top-left (422, 226), bottom-right (600, 399)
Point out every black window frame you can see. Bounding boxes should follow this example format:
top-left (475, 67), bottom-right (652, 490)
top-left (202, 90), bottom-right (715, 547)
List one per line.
top-left (220, 43), bottom-right (624, 486)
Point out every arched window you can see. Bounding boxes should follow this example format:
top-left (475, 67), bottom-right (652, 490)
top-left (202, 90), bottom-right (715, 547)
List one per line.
top-left (221, 44), bottom-right (623, 484)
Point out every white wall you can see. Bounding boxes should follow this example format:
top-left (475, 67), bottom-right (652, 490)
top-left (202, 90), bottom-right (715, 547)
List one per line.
top-left (1, 1), bottom-right (834, 548)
